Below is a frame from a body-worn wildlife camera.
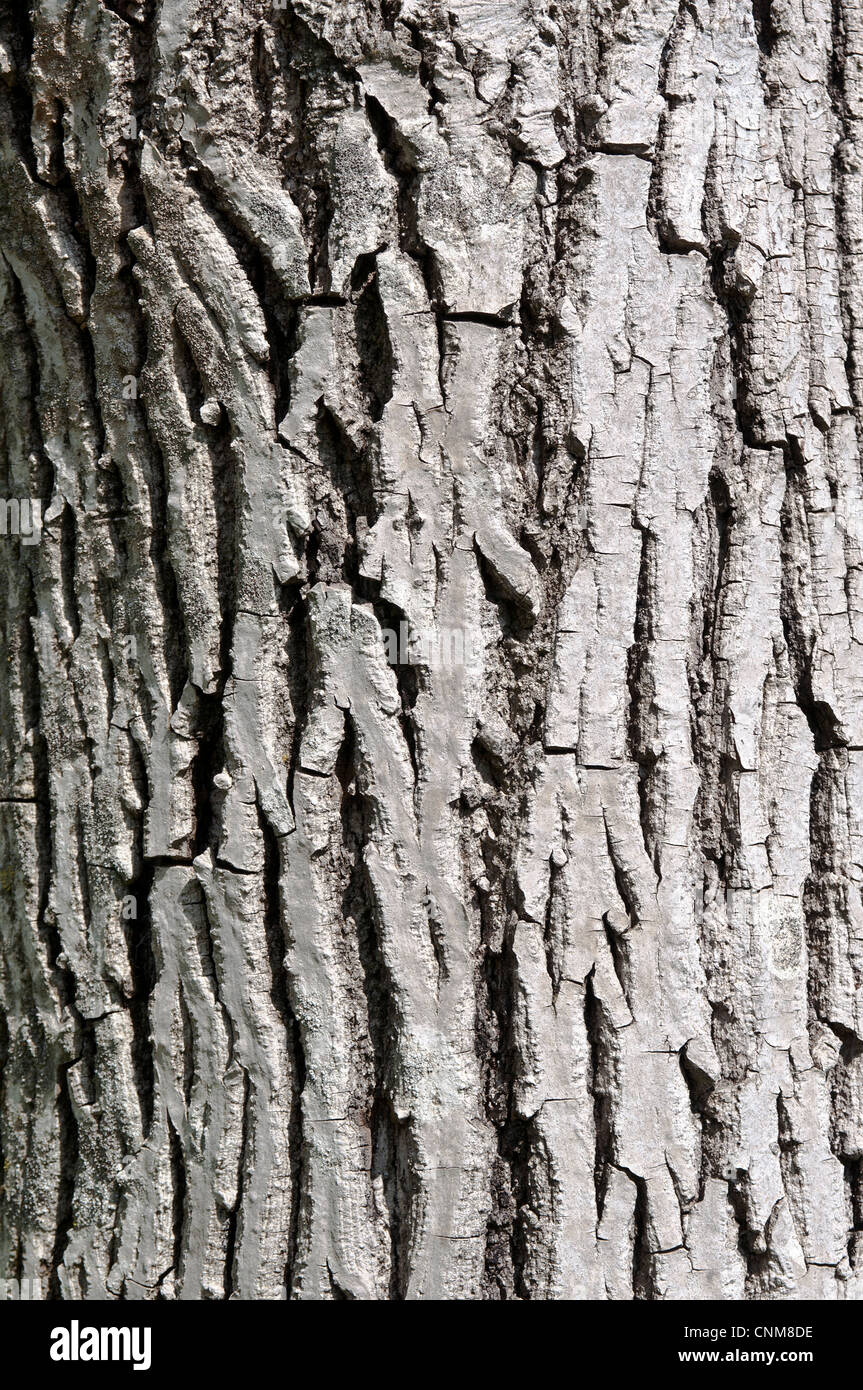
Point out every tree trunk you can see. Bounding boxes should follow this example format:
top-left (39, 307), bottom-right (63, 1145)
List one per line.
top-left (1, 0), bottom-right (862, 1302)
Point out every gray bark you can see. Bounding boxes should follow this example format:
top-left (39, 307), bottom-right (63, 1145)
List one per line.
top-left (1, 0), bottom-right (863, 1301)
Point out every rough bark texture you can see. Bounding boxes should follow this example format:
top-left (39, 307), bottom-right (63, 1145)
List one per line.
top-left (1, 0), bottom-right (863, 1302)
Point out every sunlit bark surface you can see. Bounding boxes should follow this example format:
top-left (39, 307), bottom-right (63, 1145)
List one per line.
top-left (2, 0), bottom-right (863, 1300)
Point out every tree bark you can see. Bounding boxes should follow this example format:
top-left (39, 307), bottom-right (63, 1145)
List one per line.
top-left (1, 0), bottom-right (863, 1301)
